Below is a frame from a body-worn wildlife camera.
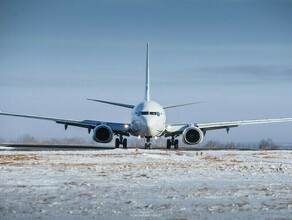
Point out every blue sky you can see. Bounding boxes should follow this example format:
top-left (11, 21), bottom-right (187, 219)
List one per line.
top-left (0, 0), bottom-right (292, 143)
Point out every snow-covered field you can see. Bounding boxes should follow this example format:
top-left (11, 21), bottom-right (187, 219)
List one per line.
top-left (0, 148), bottom-right (292, 219)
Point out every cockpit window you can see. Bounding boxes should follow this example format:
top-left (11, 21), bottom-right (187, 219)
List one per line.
top-left (138, 111), bottom-right (162, 116)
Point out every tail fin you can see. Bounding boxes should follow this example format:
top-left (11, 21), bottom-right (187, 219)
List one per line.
top-left (145, 42), bottom-right (150, 101)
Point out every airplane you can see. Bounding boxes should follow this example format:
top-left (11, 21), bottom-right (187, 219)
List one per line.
top-left (1, 43), bottom-right (292, 149)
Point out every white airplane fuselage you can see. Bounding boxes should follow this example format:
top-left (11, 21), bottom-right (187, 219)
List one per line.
top-left (131, 100), bottom-right (166, 138)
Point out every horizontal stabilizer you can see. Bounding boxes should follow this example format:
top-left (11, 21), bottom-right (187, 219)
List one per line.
top-left (163, 101), bottom-right (204, 109)
top-left (87, 99), bottom-right (135, 109)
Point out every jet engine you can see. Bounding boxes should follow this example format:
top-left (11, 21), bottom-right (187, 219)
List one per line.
top-left (182, 127), bottom-right (204, 145)
top-left (92, 125), bottom-right (113, 143)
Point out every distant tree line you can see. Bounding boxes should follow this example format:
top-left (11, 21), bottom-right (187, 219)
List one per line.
top-left (258, 138), bottom-right (279, 150)
top-left (201, 139), bottom-right (280, 150)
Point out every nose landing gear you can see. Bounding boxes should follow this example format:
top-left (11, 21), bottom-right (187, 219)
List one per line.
top-left (144, 137), bottom-right (152, 149)
top-left (115, 135), bottom-right (127, 149)
top-left (166, 135), bottom-right (179, 149)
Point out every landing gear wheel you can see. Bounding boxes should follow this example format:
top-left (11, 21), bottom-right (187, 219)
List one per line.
top-left (144, 137), bottom-right (151, 149)
top-left (145, 143), bottom-right (151, 149)
top-left (174, 139), bottom-right (179, 149)
top-left (122, 139), bottom-right (127, 149)
top-left (115, 138), bottom-right (120, 148)
top-left (167, 139), bottom-right (171, 149)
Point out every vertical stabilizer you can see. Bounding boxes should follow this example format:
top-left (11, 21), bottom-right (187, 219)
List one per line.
top-left (145, 42), bottom-right (150, 101)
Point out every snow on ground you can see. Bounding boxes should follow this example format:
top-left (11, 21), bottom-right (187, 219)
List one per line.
top-left (0, 146), bottom-right (15, 150)
top-left (0, 149), bottom-right (292, 219)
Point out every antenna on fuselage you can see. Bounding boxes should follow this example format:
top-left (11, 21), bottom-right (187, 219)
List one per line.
top-left (145, 42), bottom-right (150, 101)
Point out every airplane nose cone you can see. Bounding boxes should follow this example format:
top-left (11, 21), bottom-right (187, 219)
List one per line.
top-left (140, 116), bottom-right (158, 137)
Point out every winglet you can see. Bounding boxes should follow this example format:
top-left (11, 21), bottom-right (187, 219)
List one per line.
top-left (145, 42), bottom-right (150, 101)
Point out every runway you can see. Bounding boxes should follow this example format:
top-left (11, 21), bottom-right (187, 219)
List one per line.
top-left (0, 143), bottom-right (253, 151)
top-left (1, 147), bottom-right (292, 219)
top-left (0, 143), bottom-right (114, 151)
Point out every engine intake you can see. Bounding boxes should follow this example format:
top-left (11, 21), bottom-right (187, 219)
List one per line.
top-left (182, 127), bottom-right (203, 145)
top-left (92, 125), bottom-right (113, 143)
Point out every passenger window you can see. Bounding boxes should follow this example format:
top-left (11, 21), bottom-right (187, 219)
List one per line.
top-left (150, 112), bottom-right (156, 115)
top-left (141, 111), bottom-right (149, 115)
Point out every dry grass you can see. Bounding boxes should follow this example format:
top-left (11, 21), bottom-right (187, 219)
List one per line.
top-left (263, 156), bottom-right (277, 159)
top-left (50, 162), bottom-right (101, 167)
top-left (45, 161), bottom-right (194, 169)
top-left (251, 152), bottom-right (280, 159)
top-left (0, 154), bottom-right (42, 166)
top-left (0, 152), bottom-right (173, 167)
top-left (145, 152), bottom-right (171, 156)
top-left (224, 153), bottom-right (239, 157)
top-left (57, 152), bottom-right (172, 157)
top-left (0, 154), bottom-right (39, 161)
top-left (137, 174), bottom-right (149, 178)
top-left (204, 155), bottom-right (226, 162)
top-left (175, 152), bottom-right (184, 156)
top-left (230, 159), bottom-right (244, 163)
top-left (252, 152), bottom-right (272, 156)
top-left (251, 152), bottom-right (284, 159)
top-left (236, 202), bottom-right (249, 208)
top-left (197, 187), bottom-right (214, 192)
top-left (90, 154), bottom-right (124, 158)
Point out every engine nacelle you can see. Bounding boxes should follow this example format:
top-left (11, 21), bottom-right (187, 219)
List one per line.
top-left (92, 125), bottom-right (113, 143)
top-left (182, 127), bottom-right (204, 145)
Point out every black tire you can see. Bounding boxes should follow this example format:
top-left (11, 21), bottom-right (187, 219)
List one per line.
top-left (174, 139), bottom-right (179, 149)
top-left (115, 138), bottom-right (120, 148)
top-left (167, 139), bottom-right (171, 149)
top-left (123, 139), bottom-right (127, 149)
top-left (145, 143), bottom-right (151, 149)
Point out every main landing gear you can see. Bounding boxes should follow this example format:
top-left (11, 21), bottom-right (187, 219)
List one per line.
top-left (144, 137), bottom-right (152, 149)
top-left (115, 135), bottom-right (127, 149)
top-left (167, 135), bottom-right (179, 149)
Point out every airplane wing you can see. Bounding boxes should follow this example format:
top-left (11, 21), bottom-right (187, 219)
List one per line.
top-left (0, 111), bottom-right (130, 133)
top-left (163, 101), bottom-right (204, 109)
top-left (165, 117), bottom-right (292, 136)
top-left (87, 99), bottom-right (135, 109)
